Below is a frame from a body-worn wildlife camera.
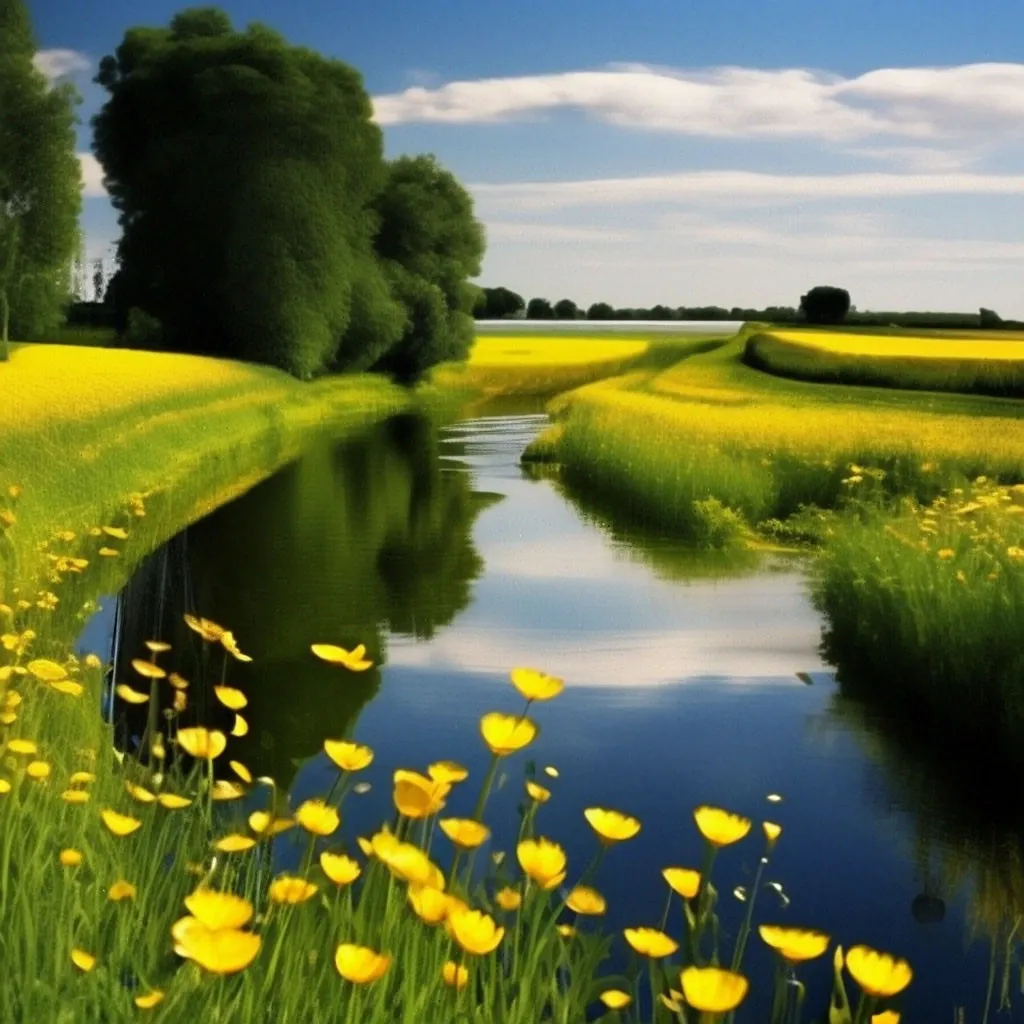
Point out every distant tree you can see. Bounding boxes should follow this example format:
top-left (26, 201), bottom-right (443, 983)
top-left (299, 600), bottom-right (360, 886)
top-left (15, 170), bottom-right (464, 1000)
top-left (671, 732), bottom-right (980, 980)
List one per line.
top-left (979, 307), bottom-right (1003, 329)
top-left (553, 297), bottom-right (578, 319)
top-left (474, 286), bottom-right (524, 319)
top-left (650, 304), bottom-right (675, 320)
top-left (369, 154), bottom-right (484, 381)
top-left (92, 258), bottom-right (106, 303)
top-left (613, 308), bottom-right (635, 320)
top-left (0, 0), bottom-right (82, 355)
top-left (587, 302), bottom-right (615, 320)
top-left (526, 297), bottom-right (554, 319)
top-left (799, 286), bottom-right (851, 325)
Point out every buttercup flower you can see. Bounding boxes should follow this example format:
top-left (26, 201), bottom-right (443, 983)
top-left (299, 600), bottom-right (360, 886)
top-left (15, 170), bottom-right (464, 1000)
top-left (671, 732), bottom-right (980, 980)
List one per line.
top-left (495, 886), bottom-right (522, 911)
top-left (295, 799), bottom-right (340, 836)
top-left (479, 712), bottom-right (537, 756)
top-left (320, 852), bottom-right (361, 886)
top-left (176, 728), bottom-right (226, 760)
top-left (584, 807), bottom-right (641, 844)
top-left (517, 838), bottom-right (567, 890)
top-left (624, 927), bottom-right (679, 958)
top-left (268, 876), bottom-right (318, 904)
top-left (679, 966), bottom-right (749, 1013)
top-left (408, 885), bottom-right (451, 926)
top-left (448, 907), bottom-right (504, 956)
top-left (334, 944), bottom-right (390, 983)
top-left (214, 686), bottom-right (247, 710)
top-left (428, 760), bottom-right (468, 783)
top-left (101, 809), bottom-right (142, 837)
top-left (600, 990), bottom-right (632, 1010)
top-left (71, 949), bottom-right (96, 972)
top-left (311, 643), bottom-right (373, 671)
top-left (510, 667), bottom-right (564, 701)
top-left (59, 848), bottom-right (83, 867)
top-left (108, 880), bottom-right (137, 902)
top-left (324, 739), bottom-right (374, 772)
top-left (172, 917), bottom-right (260, 974)
top-left (439, 818), bottom-right (490, 849)
top-left (845, 946), bottom-right (913, 998)
top-left (759, 925), bottom-right (830, 963)
top-left (566, 886), bottom-right (606, 915)
top-left (135, 991), bottom-right (165, 1009)
top-left (694, 806), bottom-right (752, 847)
top-left (526, 781), bottom-right (551, 803)
top-left (393, 770), bottom-right (449, 819)
top-left (442, 960), bottom-right (469, 990)
top-left (662, 867), bottom-right (701, 899)
top-left (184, 889), bottom-right (254, 930)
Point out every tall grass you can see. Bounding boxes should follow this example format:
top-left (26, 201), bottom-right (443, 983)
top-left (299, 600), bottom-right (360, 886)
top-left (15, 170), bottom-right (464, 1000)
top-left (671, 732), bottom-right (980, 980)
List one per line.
top-left (747, 330), bottom-right (1024, 398)
top-left (813, 480), bottom-right (1024, 743)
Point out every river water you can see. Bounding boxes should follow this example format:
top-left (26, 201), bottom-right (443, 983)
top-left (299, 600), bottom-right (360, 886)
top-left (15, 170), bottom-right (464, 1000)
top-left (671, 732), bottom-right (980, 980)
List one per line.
top-left (79, 408), bottom-right (1021, 1021)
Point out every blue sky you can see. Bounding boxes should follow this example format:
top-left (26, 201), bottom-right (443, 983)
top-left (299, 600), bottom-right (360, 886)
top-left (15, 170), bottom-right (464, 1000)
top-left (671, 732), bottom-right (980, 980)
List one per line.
top-left (31, 0), bottom-right (1024, 315)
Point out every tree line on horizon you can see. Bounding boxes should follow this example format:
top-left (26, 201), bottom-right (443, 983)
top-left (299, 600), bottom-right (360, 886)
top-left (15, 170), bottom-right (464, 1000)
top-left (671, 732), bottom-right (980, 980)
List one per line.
top-left (474, 285), bottom-right (1019, 331)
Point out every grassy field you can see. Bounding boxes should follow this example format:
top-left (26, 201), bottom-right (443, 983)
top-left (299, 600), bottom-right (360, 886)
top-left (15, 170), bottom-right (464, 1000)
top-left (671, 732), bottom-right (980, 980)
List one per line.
top-left (747, 328), bottom-right (1024, 397)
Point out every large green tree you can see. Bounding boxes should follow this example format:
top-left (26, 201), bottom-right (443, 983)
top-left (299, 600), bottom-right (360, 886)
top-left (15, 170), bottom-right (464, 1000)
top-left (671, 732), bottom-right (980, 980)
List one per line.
top-left (93, 9), bottom-right (404, 378)
top-left (0, 0), bottom-right (82, 356)
top-left (369, 154), bottom-right (485, 381)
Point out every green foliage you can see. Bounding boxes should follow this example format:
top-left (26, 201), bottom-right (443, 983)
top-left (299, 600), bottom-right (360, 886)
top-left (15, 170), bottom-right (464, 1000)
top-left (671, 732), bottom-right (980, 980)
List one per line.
top-left (586, 302), bottom-right (615, 320)
top-left (553, 297), bottom-right (578, 319)
top-left (121, 307), bottom-right (163, 349)
top-left (369, 154), bottom-right (484, 382)
top-left (93, 9), bottom-right (481, 381)
top-left (526, 297), bottom-right (554, 319)
top-left (0, 0), bottom-right (82, 353)
top-left (799, 286), bottom-right (851, 325)
top-left (473, 286), bottom-right (524, 319)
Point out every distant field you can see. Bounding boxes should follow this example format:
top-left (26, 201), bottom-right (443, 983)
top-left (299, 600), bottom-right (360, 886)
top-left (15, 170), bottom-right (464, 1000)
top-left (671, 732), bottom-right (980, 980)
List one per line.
top-left (747, 328), bottom-right (1024, 398)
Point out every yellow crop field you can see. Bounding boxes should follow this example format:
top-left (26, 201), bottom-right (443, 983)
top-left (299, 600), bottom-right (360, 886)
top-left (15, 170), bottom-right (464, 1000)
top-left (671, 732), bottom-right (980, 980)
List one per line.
top-left (770, 329), bottom-right (1024, 361)
top-left (467, 336), bottom-right (648, 366)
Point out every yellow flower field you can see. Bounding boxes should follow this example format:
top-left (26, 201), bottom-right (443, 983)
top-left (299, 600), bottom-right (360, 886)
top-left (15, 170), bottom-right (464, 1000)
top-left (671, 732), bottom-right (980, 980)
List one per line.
top-left (770, 329), bottom-right (1024, 362)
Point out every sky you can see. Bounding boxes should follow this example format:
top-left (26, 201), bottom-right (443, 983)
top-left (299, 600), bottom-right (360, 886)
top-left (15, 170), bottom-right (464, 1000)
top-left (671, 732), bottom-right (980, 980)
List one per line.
top-left (29, 0), bottom-right (1024, 316)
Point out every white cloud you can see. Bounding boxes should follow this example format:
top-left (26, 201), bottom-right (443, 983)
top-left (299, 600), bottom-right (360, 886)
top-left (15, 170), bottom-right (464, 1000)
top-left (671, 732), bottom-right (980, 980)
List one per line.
top-left (78, 154), bottom-right (106, 197)
top-left (373, 62), bottom-right (1024, 146)
top-left (842, 145), bottom-right (983, 173)
top-left (33, 49), bottom-right (90, 82)
top-left (471, 170), bottom-right (1024, 212)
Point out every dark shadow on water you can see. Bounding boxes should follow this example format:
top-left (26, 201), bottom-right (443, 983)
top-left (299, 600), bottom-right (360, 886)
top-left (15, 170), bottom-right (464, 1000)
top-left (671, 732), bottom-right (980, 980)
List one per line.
top-left (109, 412), bottom-right (499, 786)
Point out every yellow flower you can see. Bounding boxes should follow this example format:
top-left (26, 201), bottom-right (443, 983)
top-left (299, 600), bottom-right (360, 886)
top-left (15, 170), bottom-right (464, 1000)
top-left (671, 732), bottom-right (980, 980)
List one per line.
top-left (480, 712), bottom-right (538, 756)
top-left (268, 875), bottom-right (318, 904)
top-left (102, 525), bottom-right (129, 540)
top-left (324, 739), bottom-right (374, 772)
top-left (144, 639), bottom-right (169, 653)
top-left (311, 642), bottom-right (373, 671)
top-left (557, 924), bottom-right (577, 938)
top-left (679, 966), bottom-right (749, 1013)
top-left (214, 686), bottom-right (247, 711)
top-left (176, 728), bottom-right (226, 759)
top-left (7, 738), bottom-right (36, 755)
top-left (61, 789), bottom-right (90, 804)
top-left (220, 631), bottom-right (252, 662)
top-left (229, 760), bottom-right (252, 784)
top-left (442, 960), bottom-right (469, 990)
top-left (662, 867), bottom-right (701, 899)
top-left (157, 792), bottom-right (193, 809)
top-left (408, 884), bottom-right (452, 925)
top-left (428, 760), bottom-right (468, 783)
top-left (566, 886), bottom-right (606, 915)
top-left (660, 990), bottom-right (686, 1013)
top-left (295, 799), bottom-right (340, 836)
top-left (231, 714), bottom-right (249, 737)
top-left (26, 658), bottom-right (66, 682)
top-left (624, 927), bottom-right (678, 958)
top-left (184, 889), bottom-right (254, 929)
top-left (211, 780), bottom-right (245, 801)
top-left (130, 658), bottom-right (166, 680)
top-left (108, 880), bottom-right (137, 901)
top-left (125, 781), bottom-right (156, 803)
top-left (173, 690), bottom-right (188, 713)
top-left (167, 672), bottom-right (189, 690)
top-left (937, 548), bottom-right (955, 560)
top-left (71, 948), bottom-right (96, 972)
top-left (517, 837), bottom-right (567, 890)
top-left (249, 811), bottom-right (295, 836)
top-left (393, 769), bottom-right (449, 819)
top-left (510, 666), bottom-right (564, 701)
top-left (320, 852), bottom-right (361, 886)
top-left (386, 843), bottom-right (445, 889)
top-left (495, 886), bottom-right (522, 911)
top-left (448, 907), bottom-right (505, 956)
top-left (694, 805), bottom-right (752, 847)
top-left (60, 848), bottom-right (83, 867)
top-left (526, 780), bottom-right (551, 803)
top-left (600, 990), bottom-right (632, 1010)
top-left (49, 679), bottom-right (84, 697)
top-left (759, 925), bottom-right (830, 962)
top-left (584, 807), bottom-right (641, 844)
top-left (763, 821), bottom-right (782, 846)
top-left (27, 760), bottom-right (51, 780)
top-left (214, 834), bottom-right (257, 853)
top-left (172, 916), bottom-right (261, 974)
top-left (544, 765), bottom-right (559, 778)
top-left (183, 614), bottom-right (225, 642)
top-left (134, 990), bottom-right (165, 1009)
top-left (871, 1013), bottom-right (901, 1024)
top-left (845, 946), bottom-right (913, 998)
top-left (101, 808), bottom-right (142, 836)
top-left (439, 818), bottom-right (491, 849)
top-left (0, 779), bottom-right (12, 795)
top-left (334, 943), bottom-right (390, 983)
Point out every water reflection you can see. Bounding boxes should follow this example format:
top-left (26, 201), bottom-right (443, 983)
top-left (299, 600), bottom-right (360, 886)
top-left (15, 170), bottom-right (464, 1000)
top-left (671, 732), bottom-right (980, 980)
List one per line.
top-left (111, 413), bottom-right (498, 785)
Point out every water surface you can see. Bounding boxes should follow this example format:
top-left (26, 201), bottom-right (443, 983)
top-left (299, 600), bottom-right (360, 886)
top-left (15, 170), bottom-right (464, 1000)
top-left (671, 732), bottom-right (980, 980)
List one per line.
top-left (88, 409), bottom-right (1020, 1021)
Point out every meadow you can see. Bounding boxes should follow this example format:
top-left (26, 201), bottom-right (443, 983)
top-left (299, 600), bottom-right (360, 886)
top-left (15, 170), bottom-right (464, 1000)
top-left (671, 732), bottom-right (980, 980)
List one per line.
top-left (746, 329), bottom-right (1024, 397)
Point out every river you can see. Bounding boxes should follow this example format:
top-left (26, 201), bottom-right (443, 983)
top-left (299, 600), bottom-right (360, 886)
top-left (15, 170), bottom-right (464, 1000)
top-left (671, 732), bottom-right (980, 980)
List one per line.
top-left (77, 407), bottom-right (1020, 1021)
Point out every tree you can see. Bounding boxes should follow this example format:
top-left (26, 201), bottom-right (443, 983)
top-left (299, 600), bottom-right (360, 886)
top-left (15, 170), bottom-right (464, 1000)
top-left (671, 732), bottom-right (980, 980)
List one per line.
top-left (369, 154), bottom-right (484, 381)
top-left (553, 297), bottom-right (578, 319)
top-left (526, 297), bottom-right (554, 319)
top-left (0, 0), bottom-right (82, 356)
top-left (587, 302), bottom-right (615, 320)
top-left (650, 305), bottom-right (675, 320)
top-left (93, 8), bottom-right (479, 380)
top-left (473, 286), bottom-right (523, 319)
top-left (799, 285), bottom-right (850, 325)
top-left (92, 258), bottom-right (106, 303)
top-left (979, 307), bottom-right (1003, 329)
